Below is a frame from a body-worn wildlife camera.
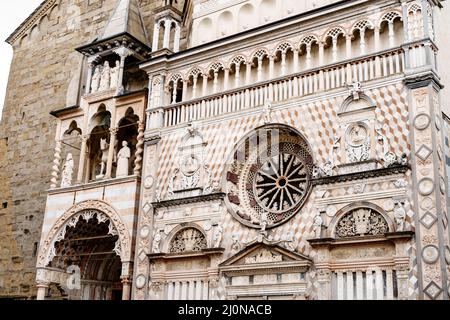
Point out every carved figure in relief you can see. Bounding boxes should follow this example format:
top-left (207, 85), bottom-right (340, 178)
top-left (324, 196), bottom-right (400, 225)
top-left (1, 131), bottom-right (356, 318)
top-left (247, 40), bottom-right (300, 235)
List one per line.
top-left (152, 232), bottom-right (162, 254)
top-left (263, 99), bottom-right (274, 124)
top-left (347, 81), bottom-right (362, 100)
top-left (231, 233), bottom-right (241, 252)
top-left (313, 215), bottom-right (323, 238)
top-left (394, 201), bottom-right (406, 232)
top-left (97, 138), bottom-right (109, 178)
top-left (116, 141), bottom-right (131, 178)
top-left (345, 123), bottom-right (370, 163)
top-left (61, 153), bottom-right (74, 188)
top-left (99, 61), bottom-right (111, 91)
top-left (91, 66), bottom-right (101, 93)
top-left (109, 60), bottom-right (120, 89)
top-left (212, 226), bottom-right (223, 248)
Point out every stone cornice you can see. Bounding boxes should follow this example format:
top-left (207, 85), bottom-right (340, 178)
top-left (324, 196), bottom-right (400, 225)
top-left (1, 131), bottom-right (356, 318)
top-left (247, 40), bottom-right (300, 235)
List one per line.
top-left (312, 164), bottom-right (410, 186)
top-left (6, 0), bottom-right (58, 45)
top-left (152, 192), bottom-right (226, 208)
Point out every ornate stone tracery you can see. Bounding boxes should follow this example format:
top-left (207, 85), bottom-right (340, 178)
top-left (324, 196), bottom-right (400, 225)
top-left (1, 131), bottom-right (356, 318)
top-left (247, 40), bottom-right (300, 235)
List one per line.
top-left (335, 208), bottom-right (389, 238)
top-left (169, 228), bottom-right (208, 253)
top-left (37, 200), bottom-right (131, 267)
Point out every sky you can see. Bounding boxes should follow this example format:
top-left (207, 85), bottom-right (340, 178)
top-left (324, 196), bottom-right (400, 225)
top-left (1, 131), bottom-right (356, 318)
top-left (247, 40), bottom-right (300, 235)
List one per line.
top-left (0, 0), bottom-right (44, 117)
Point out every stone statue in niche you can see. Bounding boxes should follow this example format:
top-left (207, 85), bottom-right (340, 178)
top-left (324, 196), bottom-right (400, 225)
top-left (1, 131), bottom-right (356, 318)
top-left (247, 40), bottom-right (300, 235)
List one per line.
top-left (109, 61), bottom-right (120, 89)
top-left (262, 99), bottom-right (274, 124)
top-left (61, 153), bottom-right (74, 188)
top-left (394, 201), bottom-right (406, 232)
top-left (99, 61), bottom-right (111, 91)
top-left (91, 66), bottom-right (101, 93)
top-left (313, 215), bottom-right (323, 238)
top-left (212, 226), bottom-right (223, 248)
top-left (152, 232), bottom-right (162, 254)
top-left (345, 123), bottom-right (370, 163)
top-left (97, 138), bottom-right (109, 178)
top-left (116, 141), bottom-right (131, 178)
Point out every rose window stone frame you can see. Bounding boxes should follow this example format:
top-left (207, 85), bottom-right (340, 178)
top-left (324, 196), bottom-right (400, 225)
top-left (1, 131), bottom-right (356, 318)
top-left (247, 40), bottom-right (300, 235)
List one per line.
top-left (224, 125), bottom-right (315, 229)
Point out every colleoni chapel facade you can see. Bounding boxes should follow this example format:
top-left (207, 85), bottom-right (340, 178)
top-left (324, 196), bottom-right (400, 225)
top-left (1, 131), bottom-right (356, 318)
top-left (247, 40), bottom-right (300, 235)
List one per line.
top-left (1, 0), bottom-right (450, 301)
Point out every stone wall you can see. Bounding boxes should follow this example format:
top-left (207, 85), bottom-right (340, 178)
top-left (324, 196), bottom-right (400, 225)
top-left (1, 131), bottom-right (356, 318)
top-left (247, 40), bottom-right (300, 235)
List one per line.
top-left (0, 0), bottom-right (164, 299)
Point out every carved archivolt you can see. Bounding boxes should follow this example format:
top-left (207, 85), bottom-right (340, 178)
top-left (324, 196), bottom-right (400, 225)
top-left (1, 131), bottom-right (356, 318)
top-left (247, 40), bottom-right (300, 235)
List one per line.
top-left (169, 227), bottom-right (207, 253)
top-left (330, 202), bottom-right (392, 238)
top-left (37, 200), bottom-right (131, 267)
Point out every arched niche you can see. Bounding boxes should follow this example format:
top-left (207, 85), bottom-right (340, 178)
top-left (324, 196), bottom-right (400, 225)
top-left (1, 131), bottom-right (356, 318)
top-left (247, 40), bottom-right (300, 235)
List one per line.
top-left (115, 107), bottom-right (140, 178)
top-left (238, 3), bottom-right (255, 31)
top-left (338, 92), bottom-right (377, 116)
top-left (328, 202), bottom-right (394, 239)
top-left (87, 104), bottom-right (111, 180)
top-left (217, 11), bottom-right (234, 37)
top-left (259, 0), bottom-right (277, 25)
top-left (197, 17), bottom-right (213, 44)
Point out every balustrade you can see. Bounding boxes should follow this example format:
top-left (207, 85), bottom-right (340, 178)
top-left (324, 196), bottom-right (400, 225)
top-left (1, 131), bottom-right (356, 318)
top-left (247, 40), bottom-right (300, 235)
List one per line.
top-left (160, 48), bottom-right (404, 127)
top-left (332, 268), bottom-right (398, 300)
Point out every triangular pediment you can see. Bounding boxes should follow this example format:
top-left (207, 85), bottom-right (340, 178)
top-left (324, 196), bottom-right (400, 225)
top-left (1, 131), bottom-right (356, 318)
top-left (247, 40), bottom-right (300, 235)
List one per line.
top-left (220, 242), bottom-right (312, 270)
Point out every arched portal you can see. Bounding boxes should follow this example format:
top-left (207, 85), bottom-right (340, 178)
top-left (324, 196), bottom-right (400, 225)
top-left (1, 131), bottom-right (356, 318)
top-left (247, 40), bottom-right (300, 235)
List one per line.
top-left (36, 200), bottom-right (132, 300)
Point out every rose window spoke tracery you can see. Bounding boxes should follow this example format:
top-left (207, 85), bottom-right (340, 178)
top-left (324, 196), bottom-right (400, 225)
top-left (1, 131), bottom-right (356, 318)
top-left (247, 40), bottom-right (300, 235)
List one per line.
top-left (255, 153), bottom-right (308, 213)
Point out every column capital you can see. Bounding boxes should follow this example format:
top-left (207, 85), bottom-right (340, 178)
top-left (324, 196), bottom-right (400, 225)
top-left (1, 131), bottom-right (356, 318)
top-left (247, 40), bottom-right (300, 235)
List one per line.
top-left (81, 134), bottom-right (90, 142)
top-left (109, 127), bottom-right (119, 136)
top-left (113, 47), bottom-right (134, 59)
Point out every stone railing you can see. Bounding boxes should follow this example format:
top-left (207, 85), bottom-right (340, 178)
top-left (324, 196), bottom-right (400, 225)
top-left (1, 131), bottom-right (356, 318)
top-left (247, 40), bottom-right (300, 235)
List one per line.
top-left (161, 47), bottom-right (404, 127)
top-left (332, 267), bottom-right (398, 300)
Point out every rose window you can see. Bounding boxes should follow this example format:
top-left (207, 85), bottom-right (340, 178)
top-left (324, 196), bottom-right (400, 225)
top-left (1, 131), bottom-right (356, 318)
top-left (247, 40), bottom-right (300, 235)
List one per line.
top-left (225, 125), bottom-right (314, 229)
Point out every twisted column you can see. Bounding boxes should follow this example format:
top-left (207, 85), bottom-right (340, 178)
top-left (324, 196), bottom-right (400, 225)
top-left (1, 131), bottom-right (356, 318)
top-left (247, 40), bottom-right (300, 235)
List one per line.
top-left (50, 139), bottom-right (62, 189)
top-left (134, 122), bottom-right (145, 176)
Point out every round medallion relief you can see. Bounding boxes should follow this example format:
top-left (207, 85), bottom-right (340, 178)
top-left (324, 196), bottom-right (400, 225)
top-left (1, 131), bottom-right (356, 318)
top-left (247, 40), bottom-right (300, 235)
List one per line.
top-left (144, 176), bottom-right (154, 189)
top-left (421, 197), bottom-right (435, 210)
top-left (414, 113), bottom-right (431, 130)
top-left (345, 123), bottom-right (369, 147)
top-left (225, 126), bottom-right (314, 229)
top-left (419, 178), bottom-right (435, 196)
top-left (422, 245), bottom-right (440, 264)
top-left (181, 155), bottom-right (201, 177)
top-left (135, 275), bottom-right (147, 289)
top-left (326, 205), bottom-right (337, 217)
top-left (384, 200), bottom-right (395, 212)
top-left (140, 226), bottom-right (150, 238)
